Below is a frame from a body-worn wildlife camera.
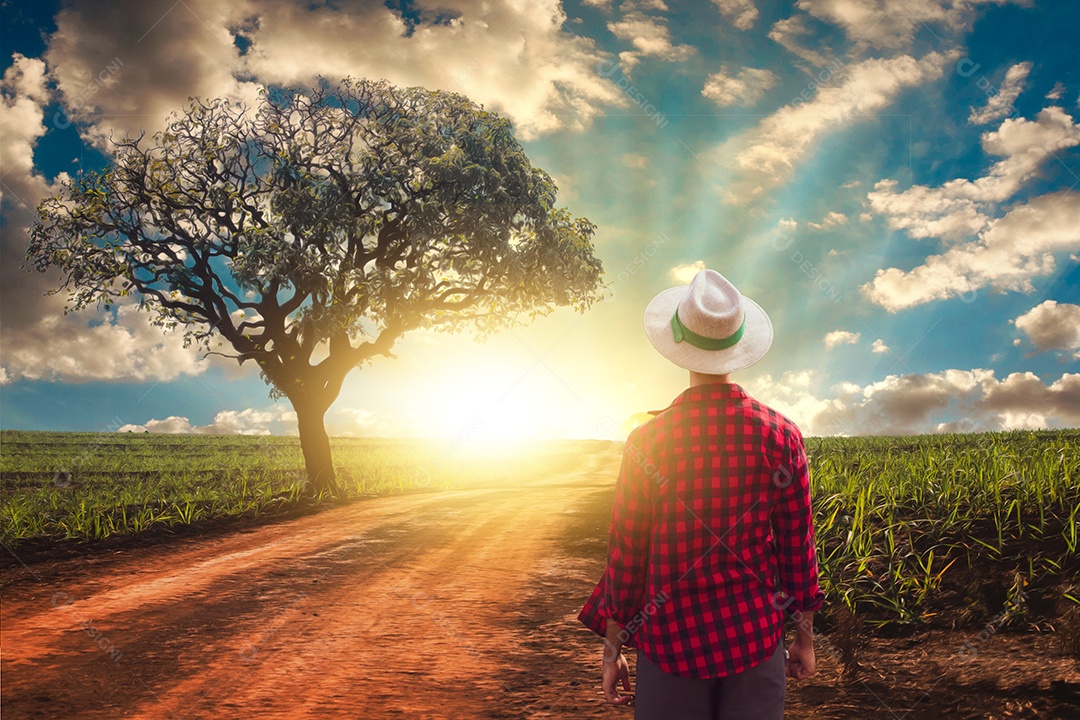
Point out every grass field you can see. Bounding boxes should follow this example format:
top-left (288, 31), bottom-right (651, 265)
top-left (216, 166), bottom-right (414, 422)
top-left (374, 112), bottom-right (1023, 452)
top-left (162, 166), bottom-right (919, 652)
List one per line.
top-left (804, 430), bottom-right (1079, 634)
top-left (2, 428), bottom-right (1078, 632)
top-left (0, 431), bottom-right (610, 545)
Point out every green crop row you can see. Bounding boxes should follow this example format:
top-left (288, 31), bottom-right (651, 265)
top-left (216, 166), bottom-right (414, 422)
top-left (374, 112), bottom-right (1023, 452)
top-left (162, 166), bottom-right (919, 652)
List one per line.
top-left (3, 428), bottom-right (1077, 630)
top-left (805, 429), bottom-right (1079, 627)
top-left (0, 431), bottom-right (614, 545)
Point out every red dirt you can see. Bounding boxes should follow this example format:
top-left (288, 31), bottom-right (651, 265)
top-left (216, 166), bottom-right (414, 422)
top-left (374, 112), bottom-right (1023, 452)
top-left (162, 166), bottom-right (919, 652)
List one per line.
top-left (2, 447), bottom-right (1078, 719)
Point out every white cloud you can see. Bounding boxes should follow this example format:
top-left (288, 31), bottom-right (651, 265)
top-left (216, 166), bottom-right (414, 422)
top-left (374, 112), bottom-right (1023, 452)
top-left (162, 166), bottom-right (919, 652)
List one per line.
top-left (745, 367), bottom-right (1080, 436)
top-left (2, 55), bottom-right (202, 386)
top-left (201, 409), bottom-right (277, 435)
top-left (623, 153), bottom-right (650, 169)
top-left (45, 0), bottom-right (626, 143)
top-left (608, 11), bottom-right (695, 67)
top-left (2, 304), bottom-right (209, 383)
top-left (712, 0), bottom-right (759, 30)
top-left (862, 190), bottom-right (1080, 312)
top-left (248, 0), bottom-right (630, 139)
top-left (1013, 300), bottom-right (1080, 358)
top-left (702, 66), bottom-right (777, 107)
top-left (0, 54), bottom-right (52, 209)
top-left (808, 211), bottom-right (848, 230)
top-left (616, 50), bottom-right (642, 76)
top-left (777, 218), bottom-right (799, 232)
top-left (968, 61), bottom-right (1032, 125)
top-left (768, 15), bottom-right (833, 68)
top-left (867, 106), bottom-right (1080, 241)
top-left (119, 404), bottom-right (388, 437)
top-left (118, 406), bottom-right (295, 435)
top-left (871, 339), bottom-right (890, 354)
top-left (796, 0), bottom-right (1028, 51)
top-left (824, 330), bottom-right (861, 348)
top-left (977, 371), bottom-right (1080, 428)
top-left (669, 261), bottom-right (707, 284)
top-left (743, 370), bottom-right (835, 433)
top-left (1045, 82), bottom-right (1065, 101)
top-left (550, 172), bottom-right (580, 203)
top-left (711, 51), bottom-right (956, 205)
top-left (46, 0), bottom-right (260, 148)
top-left (327, 407), bottom-right (380, 437)
top-left (983, 105), bottom-right (1080, 166)
top-left (118, 417), bottom-right (189, 434)
top-left (0, 56), bottom-right (68, 380)
top-left (624, 0), bottom-right (670, 9)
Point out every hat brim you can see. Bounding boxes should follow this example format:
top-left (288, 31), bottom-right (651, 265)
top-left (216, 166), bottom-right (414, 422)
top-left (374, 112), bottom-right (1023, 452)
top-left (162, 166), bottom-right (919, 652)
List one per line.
top-left (643, 287), bottom-right (773, 374)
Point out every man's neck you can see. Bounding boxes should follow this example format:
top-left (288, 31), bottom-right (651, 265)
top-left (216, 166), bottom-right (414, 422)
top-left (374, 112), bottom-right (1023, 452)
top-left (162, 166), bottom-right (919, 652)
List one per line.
top-left (689, 371), bottom-right (731, 387)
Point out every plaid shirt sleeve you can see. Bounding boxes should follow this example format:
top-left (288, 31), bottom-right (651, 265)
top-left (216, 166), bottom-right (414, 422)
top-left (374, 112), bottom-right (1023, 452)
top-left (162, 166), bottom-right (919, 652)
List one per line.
top-left (771, 427), bottom-right (824, 614)
top-left (599, 430), bottom-right (653, 631)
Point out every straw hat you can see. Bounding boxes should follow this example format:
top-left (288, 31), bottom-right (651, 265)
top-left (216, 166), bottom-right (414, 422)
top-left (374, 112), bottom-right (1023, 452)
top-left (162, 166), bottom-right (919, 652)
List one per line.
top-left (643, 269), bottom-right (773, 374)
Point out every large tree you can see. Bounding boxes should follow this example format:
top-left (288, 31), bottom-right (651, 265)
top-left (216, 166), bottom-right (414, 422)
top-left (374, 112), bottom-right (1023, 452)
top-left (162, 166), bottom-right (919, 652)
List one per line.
top-left (27, 78), bottom-right (604, 495)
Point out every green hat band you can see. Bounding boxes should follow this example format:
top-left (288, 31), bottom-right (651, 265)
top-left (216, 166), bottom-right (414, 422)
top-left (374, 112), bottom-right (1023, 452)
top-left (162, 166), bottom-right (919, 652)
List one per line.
top-left (671, 308), bottom-right (745, 351)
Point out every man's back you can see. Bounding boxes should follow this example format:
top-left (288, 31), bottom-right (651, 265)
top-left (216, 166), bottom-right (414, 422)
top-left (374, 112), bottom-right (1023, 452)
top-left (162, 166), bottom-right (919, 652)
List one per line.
top-left (580, 381), bottom-right (822, 678)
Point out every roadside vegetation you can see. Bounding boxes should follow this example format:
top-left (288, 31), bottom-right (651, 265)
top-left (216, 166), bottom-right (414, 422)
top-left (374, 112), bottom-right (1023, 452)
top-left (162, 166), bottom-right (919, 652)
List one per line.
top-left (806, 430), bottom-right (1079, 640)
top-left (2, 429), bottom-right (1077, 636)
top-left (0, 431), bottom-right (611, 546)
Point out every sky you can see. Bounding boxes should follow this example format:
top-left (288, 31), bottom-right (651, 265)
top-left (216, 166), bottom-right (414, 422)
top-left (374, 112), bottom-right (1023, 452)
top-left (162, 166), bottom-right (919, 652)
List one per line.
top-left (1, 0), bottom-right (1078, 442)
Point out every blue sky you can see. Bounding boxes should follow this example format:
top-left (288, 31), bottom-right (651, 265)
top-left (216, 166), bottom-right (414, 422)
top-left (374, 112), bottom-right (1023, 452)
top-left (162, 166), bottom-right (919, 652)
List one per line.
top-left (1, 0), bottom-right (1078, 440)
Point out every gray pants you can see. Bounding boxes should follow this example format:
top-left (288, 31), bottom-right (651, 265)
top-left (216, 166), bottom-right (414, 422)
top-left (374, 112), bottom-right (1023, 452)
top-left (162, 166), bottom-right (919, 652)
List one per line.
top-left (633, 643), bottom-right (786, 720)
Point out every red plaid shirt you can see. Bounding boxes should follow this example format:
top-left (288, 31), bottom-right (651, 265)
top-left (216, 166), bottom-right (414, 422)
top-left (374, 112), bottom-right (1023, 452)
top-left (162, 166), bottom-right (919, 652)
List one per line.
top-left (578, 382), bottom-right (824, 678)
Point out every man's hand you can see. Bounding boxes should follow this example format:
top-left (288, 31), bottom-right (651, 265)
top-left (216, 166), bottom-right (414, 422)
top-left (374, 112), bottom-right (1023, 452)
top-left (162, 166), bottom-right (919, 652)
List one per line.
top-left (786, 636), bottom-right (816, 679)
top-left (601, 619), bottom-right (633, 705)
top-left (602, 653), bottom-right (633, 705)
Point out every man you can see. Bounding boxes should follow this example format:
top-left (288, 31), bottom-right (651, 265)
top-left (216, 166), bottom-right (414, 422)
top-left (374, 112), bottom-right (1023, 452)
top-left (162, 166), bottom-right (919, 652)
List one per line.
top-left (578, 268), bottom-right (824, 719)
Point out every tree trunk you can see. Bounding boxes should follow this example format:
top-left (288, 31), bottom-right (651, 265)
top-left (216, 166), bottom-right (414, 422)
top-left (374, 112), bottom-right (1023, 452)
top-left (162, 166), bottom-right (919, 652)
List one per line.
top-left (294, 400), bottom-right (340, 497)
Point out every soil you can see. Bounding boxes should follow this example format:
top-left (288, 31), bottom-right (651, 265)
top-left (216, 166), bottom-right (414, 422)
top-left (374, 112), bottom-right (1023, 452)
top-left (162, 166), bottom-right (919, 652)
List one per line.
top-left (2, 447), bottom-right (1078, 719)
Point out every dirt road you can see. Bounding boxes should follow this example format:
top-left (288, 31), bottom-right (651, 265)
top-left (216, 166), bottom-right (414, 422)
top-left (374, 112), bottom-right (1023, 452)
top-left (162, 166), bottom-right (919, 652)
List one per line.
top-left (3, 445), bottom-right (1079, 719)
top-left (2, 448), bottom-right (624, 719)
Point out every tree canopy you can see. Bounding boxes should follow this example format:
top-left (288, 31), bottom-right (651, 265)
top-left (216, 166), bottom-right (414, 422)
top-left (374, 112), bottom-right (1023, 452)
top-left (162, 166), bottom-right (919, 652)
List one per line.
top-left (27, 78), bottom-right (604, 492)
